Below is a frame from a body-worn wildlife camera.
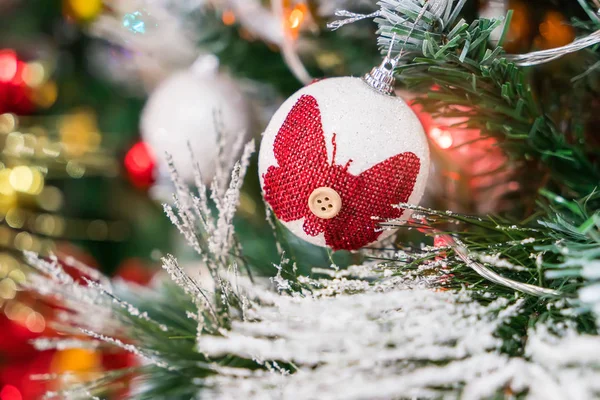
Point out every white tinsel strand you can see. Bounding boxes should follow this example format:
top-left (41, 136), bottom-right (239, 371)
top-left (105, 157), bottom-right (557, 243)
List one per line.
top-left (331, 0), bottom-right (600, 67)
top-left (327, 9), bottom-right (383, 31)
top-left (450, 236), bottom-right (561, 297)
top-left (507, 29), bottom-right (600, 66)
top-left (317, 0), bottom-right (377, 18)
top-left (328, 0), bottom-right (464, 55)
top-left (386, 203), bottom-right (561, 297)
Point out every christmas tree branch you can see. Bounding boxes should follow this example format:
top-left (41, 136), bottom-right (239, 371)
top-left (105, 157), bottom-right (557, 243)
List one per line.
top-left (373, 189), bottom-right (600, 330)
top-left (330, 0), bottom-right (600, 200)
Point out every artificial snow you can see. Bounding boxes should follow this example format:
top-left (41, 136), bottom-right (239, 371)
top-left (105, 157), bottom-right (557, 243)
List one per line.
top-left (193, 268), bottom-right (600, 400)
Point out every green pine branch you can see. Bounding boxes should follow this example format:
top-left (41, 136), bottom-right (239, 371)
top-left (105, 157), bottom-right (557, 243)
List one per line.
top-left (374, 191), bottom-right (599, 334)
top-left (376, 2), bottom-right (600, 201)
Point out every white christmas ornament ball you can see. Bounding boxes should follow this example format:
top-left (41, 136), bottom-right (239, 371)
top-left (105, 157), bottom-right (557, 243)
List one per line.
top-left (141, 57), bottom-right (250, 184)
top-left (259, 77), bottom-right (430, 251)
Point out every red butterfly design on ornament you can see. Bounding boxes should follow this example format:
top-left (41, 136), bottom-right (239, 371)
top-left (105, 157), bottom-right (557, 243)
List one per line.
top-left (262, 95), bottom-right (421, 251)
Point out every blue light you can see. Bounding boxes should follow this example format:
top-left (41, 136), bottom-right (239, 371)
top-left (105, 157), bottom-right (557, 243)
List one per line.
top-left (123, 11), bottom-right (146, 34)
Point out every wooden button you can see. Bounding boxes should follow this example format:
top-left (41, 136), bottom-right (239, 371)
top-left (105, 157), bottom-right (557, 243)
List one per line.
top-left (308, 187), bottom-right (342, 219)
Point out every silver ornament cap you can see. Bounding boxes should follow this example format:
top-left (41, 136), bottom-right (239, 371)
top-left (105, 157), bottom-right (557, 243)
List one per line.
top-left (363, 56), bottom-right (398, 96)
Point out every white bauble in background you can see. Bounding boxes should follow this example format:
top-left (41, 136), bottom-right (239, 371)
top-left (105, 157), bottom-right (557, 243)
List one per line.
top-left (259, 77), bottom-right (430, 251)
top-left (141, 56), bottom-right (251, 184)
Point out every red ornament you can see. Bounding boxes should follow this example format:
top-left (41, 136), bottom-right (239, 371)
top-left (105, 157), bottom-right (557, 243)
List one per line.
top-left (115, 258), bottom-right (155, 286)
top-left (124, 141), bottom-right (156, 189)
top-left (262, 95), bottom-right (421, 251)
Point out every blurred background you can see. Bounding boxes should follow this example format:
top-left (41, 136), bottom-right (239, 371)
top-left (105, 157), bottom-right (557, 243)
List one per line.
top-left (0, 0), bottom-right (585, 398)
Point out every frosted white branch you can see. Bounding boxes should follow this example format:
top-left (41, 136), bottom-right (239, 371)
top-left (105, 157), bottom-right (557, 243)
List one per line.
top-left (84, 278), bottom-right (168, 332)
top-left (196, 270), bottom-right (600, 399)
top-left (81, 329), bottom-right (170, 370)
top-left (32, 338), bottom-right (102, 351)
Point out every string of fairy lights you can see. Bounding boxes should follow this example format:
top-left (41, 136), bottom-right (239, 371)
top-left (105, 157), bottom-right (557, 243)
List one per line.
top-left (0, 110), bottom-right (130, 309)
top-left (0, 112), bottom-right (127, 243)
top-left (0, 115), bottom-right (129, 332)
top-left (0, 49), bottom-right (130, 333)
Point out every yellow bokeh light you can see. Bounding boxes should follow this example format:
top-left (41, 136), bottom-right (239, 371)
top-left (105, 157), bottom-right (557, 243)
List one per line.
top-left (59, 109), bottom-right (102, 157)
top-left (0, 169), bottom-right (17, 203)
top-left (42, 141), bottom-right (63, 158)
top-left (66, 161), bottom-right (86, 178)
top-left (9, 165), bottom-right (44, 195)
top-left (38, 186), bottom-right (64, 211)
top-left (7, 269), bottom-right (25, 284)
top-left (52, 348), bottom-right (102, 374)
top-left (0, 227), bottom-right (13, 246)
top-left (35, 214), bottom-right (65, 237)
top-left (65, 0), bottom-right (103, 21)
top-left (0, 113), bottom-right (17, 134)
top-left (22, 133), bottom-right (38, 156)
top-left (87, 219), bottom-right (108, 240)
top-left (5, 302), bottom-right (30, 322)
top-left (31, 81), bottom-right (58, 109)
top-left (6, 208), bottom-right (25, 229)
top-left (14, 231), bottom-right (34, 251)
top-left (316, 52), bottom-right (344, 70)
top-left (0, 254), bottom-right (19, 277)
top-left (22, 62), bottom-right (46, 87)
top-left (53, 216), bottom-right (66, 237)
top-left (0, 278), bottom-right (17, 300)
top-left (9, 166), bottom-right (32, 191)
top-left (4, 132), bottom-right (25, 155)
top-left (26, 311), bottom-right (46, 333)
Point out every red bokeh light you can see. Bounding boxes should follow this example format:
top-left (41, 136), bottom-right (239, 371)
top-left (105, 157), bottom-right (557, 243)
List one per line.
top-left (429, 127), bottom-right (454, 149)
top-left (124, 141), bottom-right (156, 189)
top-left (0, 385), bottom-right (22, 400)
top-left (0, 50), bottom-right (18, 83)
top-left (0, 50), bottom-right (34, 115)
